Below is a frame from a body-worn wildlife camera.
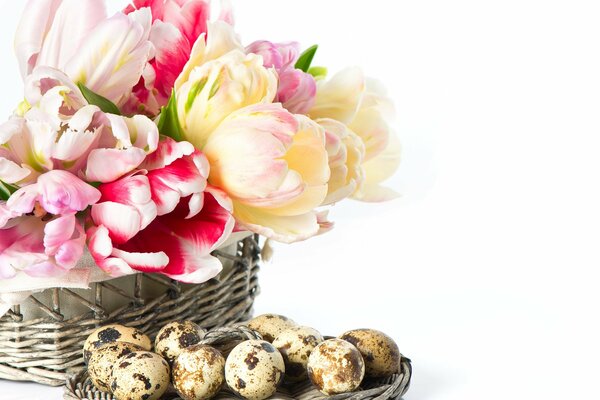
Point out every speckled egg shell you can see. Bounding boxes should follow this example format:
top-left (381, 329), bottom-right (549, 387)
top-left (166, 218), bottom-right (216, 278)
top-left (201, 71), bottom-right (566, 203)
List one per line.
top-left (225, 340), bottom-right (285, 400)
top-left (247, 314), bottom-right (296, 342)
top-left (273, 326), bottom-right (323, 382)
top-left (307, 339), bottom-right (365, 395)
top-left (155, 321), bottom-right (206, 365)
top-left (83, 324), bottom-right (152, 363)
top-left (110, 351), bottom-right (170, 400)
top-left (88, 342), bottom-right (144, 393)
top-left (173, 345), bottom-right (225, 400)
top-left (339, 329), bottom-right (401, 378)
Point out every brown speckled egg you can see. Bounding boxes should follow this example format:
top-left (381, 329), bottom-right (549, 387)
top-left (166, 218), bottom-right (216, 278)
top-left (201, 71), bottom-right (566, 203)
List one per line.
top-left (273, 326), bottom-right (323, 382)
top-left (84, 324), bottom-right (151, 363)
top-left (307, 339), bottom-right (365, 395)
top-left (173, 345), bottom-right (225, 400)
top-left (225, 340), bottom-right (285, 400)
top-left (247, 314), bottom-right (296, 342)
top-left (339, 329), bottom-right (401, 378)
top-left (88, 342), bottom-right (144, 393)
top-left (110, 351), bottom-right (170, 400)
top-left (155, 321), bottom-right (206, 365)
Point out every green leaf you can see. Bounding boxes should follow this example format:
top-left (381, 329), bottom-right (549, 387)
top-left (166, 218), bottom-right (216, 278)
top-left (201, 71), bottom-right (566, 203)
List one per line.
top-left (157, 91), bottom-right (185, 142)
top-left (308, 66), bottom-right (328, 79)
top-left (0, 181), bottom-right (18, 201)
top-left (77, 83), bottom-right (121, 115)
top-left (295, 45), bottom-right (319, 73)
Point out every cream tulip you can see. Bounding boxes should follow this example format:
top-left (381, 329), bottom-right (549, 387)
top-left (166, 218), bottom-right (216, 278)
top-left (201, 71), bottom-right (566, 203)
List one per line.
top-left (203, 104), bottom-right (330, 243)
top-left (318, 119), bottom-right (365, 205)
top-left (176, 50), bottom-right (278, 149)
top-left (310, 68), bottom-right (401, 201)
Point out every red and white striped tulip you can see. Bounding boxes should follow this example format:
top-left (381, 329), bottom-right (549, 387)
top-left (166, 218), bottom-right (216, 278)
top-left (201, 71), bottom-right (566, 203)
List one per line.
top-left (91, 174), bottom-right (157, 245)
top-left (87, 187), bottom-right (234, 283)
top-left (140, 137), bottom-right (209, 217)
top-left (88, 137), bottom-right (234, 282)
top-left (123, 0), bottom-right (211, 115)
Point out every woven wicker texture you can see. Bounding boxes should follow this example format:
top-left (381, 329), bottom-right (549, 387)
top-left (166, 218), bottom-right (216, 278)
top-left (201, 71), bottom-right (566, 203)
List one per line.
top-left (0, 236), bottom-right (261, 387)
top-left (64, 326), bottom-right (412, 400)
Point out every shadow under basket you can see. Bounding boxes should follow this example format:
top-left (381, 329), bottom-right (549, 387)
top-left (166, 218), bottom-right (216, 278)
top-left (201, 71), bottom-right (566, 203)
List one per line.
top-left (0, 236), bottom-right (261, 387)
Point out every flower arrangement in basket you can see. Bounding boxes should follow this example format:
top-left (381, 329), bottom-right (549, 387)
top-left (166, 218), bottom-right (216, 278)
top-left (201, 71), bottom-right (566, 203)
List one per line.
top-left (0, 0), bottom-right (401, 387)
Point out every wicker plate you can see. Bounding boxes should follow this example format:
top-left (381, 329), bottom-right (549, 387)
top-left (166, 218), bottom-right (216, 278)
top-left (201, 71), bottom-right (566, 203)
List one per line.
top-left (64, 326), bottom-right (412, 400)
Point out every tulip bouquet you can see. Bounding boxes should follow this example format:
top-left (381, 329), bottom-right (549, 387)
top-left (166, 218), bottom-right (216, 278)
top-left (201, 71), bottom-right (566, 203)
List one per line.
top-left (0, 0), bottom-right (400, 289)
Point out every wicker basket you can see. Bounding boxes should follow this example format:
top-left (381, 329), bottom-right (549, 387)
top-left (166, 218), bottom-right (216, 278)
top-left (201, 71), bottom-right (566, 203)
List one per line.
top-left (64, 326), bottom-right (412, 400)
top-left (0, 236), bottom-right (261, 387)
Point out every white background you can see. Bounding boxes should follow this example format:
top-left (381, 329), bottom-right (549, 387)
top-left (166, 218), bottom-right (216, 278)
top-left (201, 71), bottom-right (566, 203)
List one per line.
top-left (1, 0), bottom-right (600, 399)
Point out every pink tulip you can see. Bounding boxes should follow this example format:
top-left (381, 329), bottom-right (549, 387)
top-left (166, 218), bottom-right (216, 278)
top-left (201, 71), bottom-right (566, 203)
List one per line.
top-left (85, 114), bottom-right (159, 183)
top-left (2, 76), bottom-right (159, 186)
top-left (246, 41), bottom-right (299, 71)
top-left (16, 0), bottom-right (153, 107)
top-left (277, 68), bottom-right (317, 115)
top-left (7, 170), bottom-right (100, 216)
top-left (123, 0), bottom-right (211, 115)
top-left (246, 40), bottom-right (317, 115)
top-left (0, 215), bottom-right (85, 279)
top-left (88, 187), bottom-right (235, 283)
top-left (140, 137), bottom-right (209, 217)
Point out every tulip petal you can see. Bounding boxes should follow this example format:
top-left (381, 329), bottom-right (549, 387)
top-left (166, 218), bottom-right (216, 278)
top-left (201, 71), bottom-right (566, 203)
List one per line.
top-left (111, 248), bottom-right (169, 272)
top-left (14, 0), bottom-right (62, 78)
top-left (35, 0), bottom-right (107, 72)
top-left (91, 202), bottom-right (142, 245)
top-left (0, 158), bottom-right (31, 184)
top-left (175, 21), bottom-right (243, 90)
top-left (352, 134), bottom-right (401, 202)
top-left (234, 203), bottom-right (321, 244)
top-left (204, 104), bottom-right (300, 201)
top-left (5, 185), bottom-right (38, 215)
top-left (87, 225), bottom-right (136, 277)
top-left (36, 170), bottom-right (101, 214)
top-left (310, 67), bottom-right (366, 124)
top-left (86, 147), bottom-right (147, 183)
top-left (120, 190), bottom-right (234, 283)
top-left (65, 10), bottom-right (153, 105)
top-left (147, 154), bottom-right (207, 215)
top-left (43, 214), bottom-right (76, 255)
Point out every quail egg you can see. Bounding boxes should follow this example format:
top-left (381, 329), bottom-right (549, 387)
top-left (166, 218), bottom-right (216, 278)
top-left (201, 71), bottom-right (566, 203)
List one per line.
top-left (307, 339), bottom-right (365, 395)
top-left (84, 324), bottom-right (151, 363)
top-left (339, 329), bottom-right (401, 378)
top-left (173, 344), bottom-right (226, 400)
top-left (225, 340), bottom-right (285, 400)
top-left (110, 351), bottom-right (170, 400)
top-left (155, 321), bottom-right (206, 365)
top-left (88, 342), bottom-right (144, 393)
top-left (247, 314), bottom-right (296, 342)
top-left (273, 326), bottom-right (323, 382)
